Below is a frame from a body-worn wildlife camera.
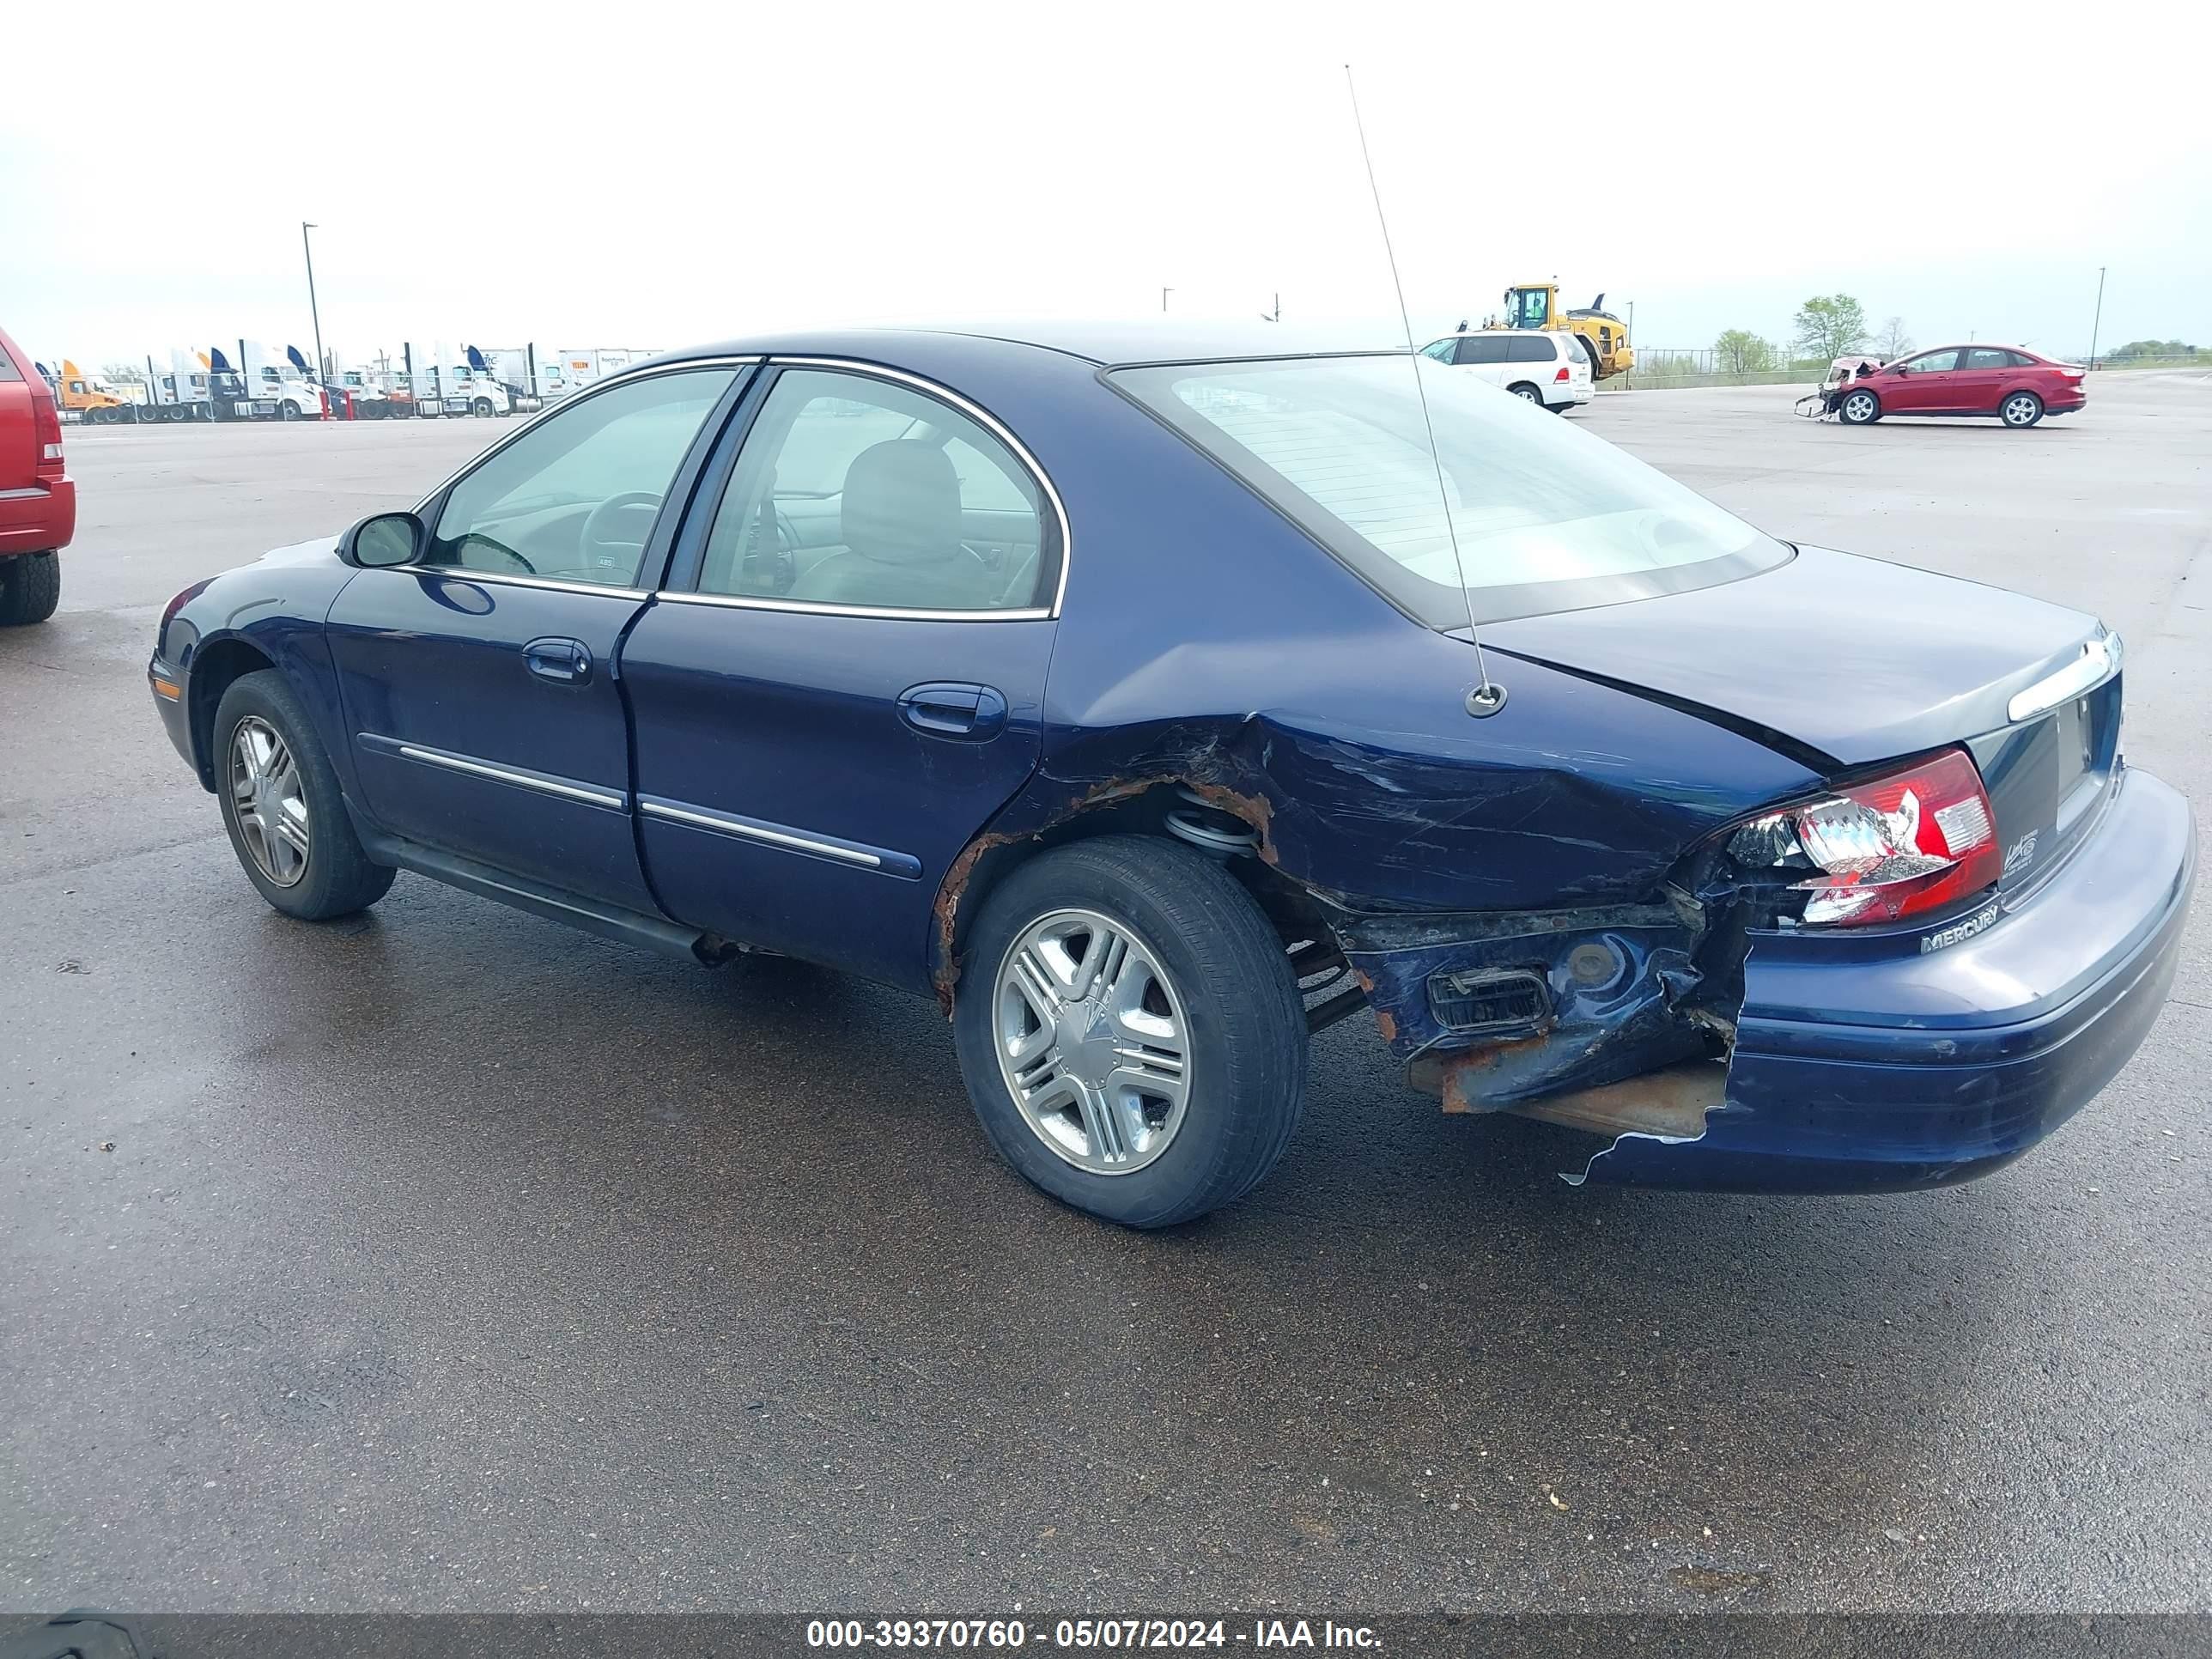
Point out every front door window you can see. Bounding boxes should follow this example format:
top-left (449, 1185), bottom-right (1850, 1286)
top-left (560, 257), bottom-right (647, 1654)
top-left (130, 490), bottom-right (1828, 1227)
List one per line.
top-left (427, 368), bottom-right (736, 587)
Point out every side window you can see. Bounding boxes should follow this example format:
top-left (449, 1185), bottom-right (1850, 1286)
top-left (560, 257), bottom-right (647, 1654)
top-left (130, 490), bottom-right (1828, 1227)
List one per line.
top-left (427, 368), bottom-right (735, 587)
top-left (1506, 335), bottom-right (1554, 363)
top-left (1896, 349), bottom-right (1960, 374)
top-left (1964, 348), bottom-right (2012, 370)
top-left (1567, 336), bottom-right (1591, 365)
top-left (2006, 350), bottom-right (2039, 368)
top-left (1454, 337), bottom-right (1509, 365)
top-left (697, 368), bottom-right (1054, 614)
top-left (1419, 339), bottom-right (1457, 363)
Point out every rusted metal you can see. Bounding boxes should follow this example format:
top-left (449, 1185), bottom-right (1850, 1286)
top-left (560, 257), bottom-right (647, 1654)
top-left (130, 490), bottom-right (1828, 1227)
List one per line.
top-left (928, 771), bottom-right (1279, 1014)
top-left (1411, 1050), bottom-right (1724, 1136)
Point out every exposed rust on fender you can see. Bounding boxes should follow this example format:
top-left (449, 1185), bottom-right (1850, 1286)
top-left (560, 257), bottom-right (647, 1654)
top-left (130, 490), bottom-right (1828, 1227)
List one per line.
top-left (1179, 779), bottom-right (1279, 866)
top-left (1372, 1007), bottom-right (1396, 1042)
top-left (929, 771), bottom-right (1279, 1015)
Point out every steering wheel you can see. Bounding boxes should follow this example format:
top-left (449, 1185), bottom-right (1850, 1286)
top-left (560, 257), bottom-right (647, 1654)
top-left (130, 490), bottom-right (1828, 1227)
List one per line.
top-left (580, 492), bottom-right (664, 576)
top-left (453, 532), bottom-right (537, 574)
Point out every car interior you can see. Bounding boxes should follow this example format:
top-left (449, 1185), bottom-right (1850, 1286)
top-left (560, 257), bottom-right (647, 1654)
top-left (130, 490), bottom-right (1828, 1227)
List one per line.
top-left (696, 374), bottom-right (1051, 611)
top-left (419, 368), bottom-right (1054, 611)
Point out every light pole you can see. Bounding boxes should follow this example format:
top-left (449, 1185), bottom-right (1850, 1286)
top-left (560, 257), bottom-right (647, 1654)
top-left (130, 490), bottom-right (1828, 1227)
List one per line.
top-left (301, 222), bottom-right (325, 383)
top-left (1161, 287), bottom-right (1173, 313)
top-left (2087, 266), bottom-right (2106, 369)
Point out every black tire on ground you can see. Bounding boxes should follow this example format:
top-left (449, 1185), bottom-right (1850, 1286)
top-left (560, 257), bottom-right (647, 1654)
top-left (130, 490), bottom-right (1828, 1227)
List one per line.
top-left (2001, 391), bottom-right (2045, 428)
top-left (1838, 388), bottom-right (1881, 424)
top-left (1509, 382), bottom-right (1544, 404)
top-left (472, 398), bottom-right (493, 417)
top-left (952, 834), bottom-right (1308, 1229)
top-left (212, 669), bottom-right (395, 921)
top-left (0, 551), bottom-right (61, 625)
top-left (280, 401), bottom-right (301, 421)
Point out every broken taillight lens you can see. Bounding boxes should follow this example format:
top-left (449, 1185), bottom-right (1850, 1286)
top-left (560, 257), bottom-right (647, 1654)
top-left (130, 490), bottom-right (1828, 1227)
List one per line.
top-left (1729, 747), bottom-right (2002, 926)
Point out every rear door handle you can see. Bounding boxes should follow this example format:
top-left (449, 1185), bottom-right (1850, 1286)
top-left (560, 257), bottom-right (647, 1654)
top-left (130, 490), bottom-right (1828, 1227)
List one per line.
top-left (898, 682), bottom-right (1007, 741)
top-left (523, 636), bottom-right (592, 684)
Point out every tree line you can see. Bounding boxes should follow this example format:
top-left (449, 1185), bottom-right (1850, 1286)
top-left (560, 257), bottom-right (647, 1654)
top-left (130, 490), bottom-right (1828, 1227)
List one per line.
top-left (1708, 296), bottom-right (1912, 374)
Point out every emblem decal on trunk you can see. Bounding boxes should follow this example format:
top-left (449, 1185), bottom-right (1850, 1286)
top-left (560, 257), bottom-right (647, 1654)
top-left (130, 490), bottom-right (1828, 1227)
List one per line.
top-left (1920, 897), bottom-right (2002, 954)
top-left (2002, 832), bottom-right (2039, 877)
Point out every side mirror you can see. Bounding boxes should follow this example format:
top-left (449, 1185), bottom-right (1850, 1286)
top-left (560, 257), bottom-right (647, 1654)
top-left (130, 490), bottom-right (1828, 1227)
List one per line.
top-left (339, 511), bottom-right (424, 568)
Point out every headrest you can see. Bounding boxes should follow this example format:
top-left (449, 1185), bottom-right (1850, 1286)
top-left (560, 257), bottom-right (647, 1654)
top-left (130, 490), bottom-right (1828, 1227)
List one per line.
top-left (840, 441), bottom-right (962, 565)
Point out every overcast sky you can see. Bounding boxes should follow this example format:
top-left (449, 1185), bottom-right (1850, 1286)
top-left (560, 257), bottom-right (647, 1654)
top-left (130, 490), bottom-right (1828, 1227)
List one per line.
top-left (8, 1), bottom-right (2208, 370)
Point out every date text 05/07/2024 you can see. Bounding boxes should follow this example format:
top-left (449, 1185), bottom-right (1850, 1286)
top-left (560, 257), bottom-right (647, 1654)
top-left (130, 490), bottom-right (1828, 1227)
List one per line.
top-left (805, 1617), bottom-right (1383, 1650)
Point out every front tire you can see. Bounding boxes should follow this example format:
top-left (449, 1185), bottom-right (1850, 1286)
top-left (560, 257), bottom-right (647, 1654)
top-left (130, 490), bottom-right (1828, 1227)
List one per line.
top-left (953, 835), bottom-right (1308, 1229)
top-left (472, 398), bottom-right (493, 417)
top-left (280, 401), bottom-right (301, 421)
top-left (0, 551), bottom-right (60, 625)
top-left (213, 670), bottom-right (394, 921)
top-left (2001, 391), bottom-right (2044, 428)
top-left (1838, 388), bottom-right (1881, 424)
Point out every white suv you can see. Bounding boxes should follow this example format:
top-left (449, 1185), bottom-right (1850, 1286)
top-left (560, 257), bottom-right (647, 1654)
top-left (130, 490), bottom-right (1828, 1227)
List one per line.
top-left (1421, 329), bottom-right (1592, 411)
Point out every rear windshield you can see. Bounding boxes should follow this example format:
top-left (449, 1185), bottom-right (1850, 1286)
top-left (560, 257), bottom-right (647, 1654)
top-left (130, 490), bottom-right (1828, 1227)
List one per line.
top-left (1114, 354), bottom-right (1789, 625)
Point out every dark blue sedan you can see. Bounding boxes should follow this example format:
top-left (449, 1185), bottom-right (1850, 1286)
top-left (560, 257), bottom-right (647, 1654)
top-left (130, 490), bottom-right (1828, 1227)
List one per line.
top-left (149, 323), bottom-right (2195, 1226)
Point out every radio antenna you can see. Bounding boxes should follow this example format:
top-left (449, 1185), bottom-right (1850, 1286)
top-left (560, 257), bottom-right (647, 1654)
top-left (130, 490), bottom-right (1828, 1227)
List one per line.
top-left (1343, 64), bottom-right (1505, 718)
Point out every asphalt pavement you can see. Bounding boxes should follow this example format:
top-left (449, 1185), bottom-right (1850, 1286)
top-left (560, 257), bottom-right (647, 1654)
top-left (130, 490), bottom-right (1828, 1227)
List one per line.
top-left (3, 378), bottom-right (2208, 1615)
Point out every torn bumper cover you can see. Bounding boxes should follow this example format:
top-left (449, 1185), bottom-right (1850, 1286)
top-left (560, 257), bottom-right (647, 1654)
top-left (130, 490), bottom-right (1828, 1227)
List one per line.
top-left (1414, 768), bottom-right (2196, 1193)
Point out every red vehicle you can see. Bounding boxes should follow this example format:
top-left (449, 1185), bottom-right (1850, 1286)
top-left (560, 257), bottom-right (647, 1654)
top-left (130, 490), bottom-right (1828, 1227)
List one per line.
top-left (0, 323), bottom-right (75, 624)
top-left (1835, 343), bottom-right (2087, 429)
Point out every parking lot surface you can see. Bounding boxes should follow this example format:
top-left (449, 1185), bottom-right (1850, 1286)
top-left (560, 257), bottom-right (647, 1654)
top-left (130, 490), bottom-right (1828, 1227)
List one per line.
top-left (4, 378), bottom-right (2208, 1613)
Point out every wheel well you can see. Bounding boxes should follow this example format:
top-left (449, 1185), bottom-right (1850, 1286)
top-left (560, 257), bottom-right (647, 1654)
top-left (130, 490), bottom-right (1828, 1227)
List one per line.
top-left (930, 781), bottom-right (1340, 1013)
top-left (186, 639), bottom-right (276, 789)
top-left (1508, 380), bottom-right (1541, 396)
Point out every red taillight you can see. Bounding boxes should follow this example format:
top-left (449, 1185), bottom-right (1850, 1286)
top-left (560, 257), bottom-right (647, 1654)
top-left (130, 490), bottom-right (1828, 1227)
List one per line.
top-left (1555, 365), bottom-right (1571, 381)
top-left (32, 388), bottom-right (65, 481)
top-left (1729, 747), bottom-right (2002, 926)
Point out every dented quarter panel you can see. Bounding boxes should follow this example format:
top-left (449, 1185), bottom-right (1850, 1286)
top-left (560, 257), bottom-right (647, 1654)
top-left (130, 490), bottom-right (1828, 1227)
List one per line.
top-left (913, 333), bottom-right (1822, 1007)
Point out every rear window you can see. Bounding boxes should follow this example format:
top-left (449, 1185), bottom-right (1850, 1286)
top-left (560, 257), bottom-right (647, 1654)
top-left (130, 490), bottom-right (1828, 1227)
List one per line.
top-left (1113, 354), bottom-right (1789, 626)
top-left (1506, 335), bottom-right (1555, 363)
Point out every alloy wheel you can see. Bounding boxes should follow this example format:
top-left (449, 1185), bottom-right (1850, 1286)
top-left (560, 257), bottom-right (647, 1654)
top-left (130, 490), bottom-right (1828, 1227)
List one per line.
top-left (2004, 394), bottom-right (2039, 427)
top-left (1844, 392), bottom-right (1877, 422)
top-left (993, 908), bottom-right (1191, 1175)
top-left (228, 715), bottom-right (311, 886)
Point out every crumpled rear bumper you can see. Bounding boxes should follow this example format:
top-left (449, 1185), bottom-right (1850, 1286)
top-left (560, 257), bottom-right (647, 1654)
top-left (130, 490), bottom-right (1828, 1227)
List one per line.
top-left (1579, 767), bottom-right (2194, 1191)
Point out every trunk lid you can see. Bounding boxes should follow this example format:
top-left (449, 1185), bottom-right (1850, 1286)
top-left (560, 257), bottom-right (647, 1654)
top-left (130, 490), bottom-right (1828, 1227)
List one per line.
top-left (1480, 544), bottom-right (2118, 893)
top-left (1480, 545), bottom-right (2101, 766)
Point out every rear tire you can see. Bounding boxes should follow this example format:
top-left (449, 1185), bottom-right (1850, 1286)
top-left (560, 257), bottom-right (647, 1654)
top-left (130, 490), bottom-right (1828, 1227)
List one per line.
top-left (0, 551), bottom-right (60, 625)
top-left (212, 670), bottom-right (395, 921)
top-left (2001, 391), bottom-right (2044, 428)
top-left (1509, 382), bottom-right (1544, 404)
top-left (952, 835), bottom-right (1308, 1229)
top-left (1838, 388), bottom-right (1881, 424)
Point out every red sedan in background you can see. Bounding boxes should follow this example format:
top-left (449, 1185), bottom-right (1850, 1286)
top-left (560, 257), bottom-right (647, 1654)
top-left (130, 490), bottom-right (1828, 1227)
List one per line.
top-left (1835, 344), bottom-right (2087, 428)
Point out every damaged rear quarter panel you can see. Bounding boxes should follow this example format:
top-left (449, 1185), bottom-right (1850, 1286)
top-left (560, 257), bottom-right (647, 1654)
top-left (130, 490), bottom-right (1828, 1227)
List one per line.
top-left (923, 381), bottom-right (1823, 1049)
